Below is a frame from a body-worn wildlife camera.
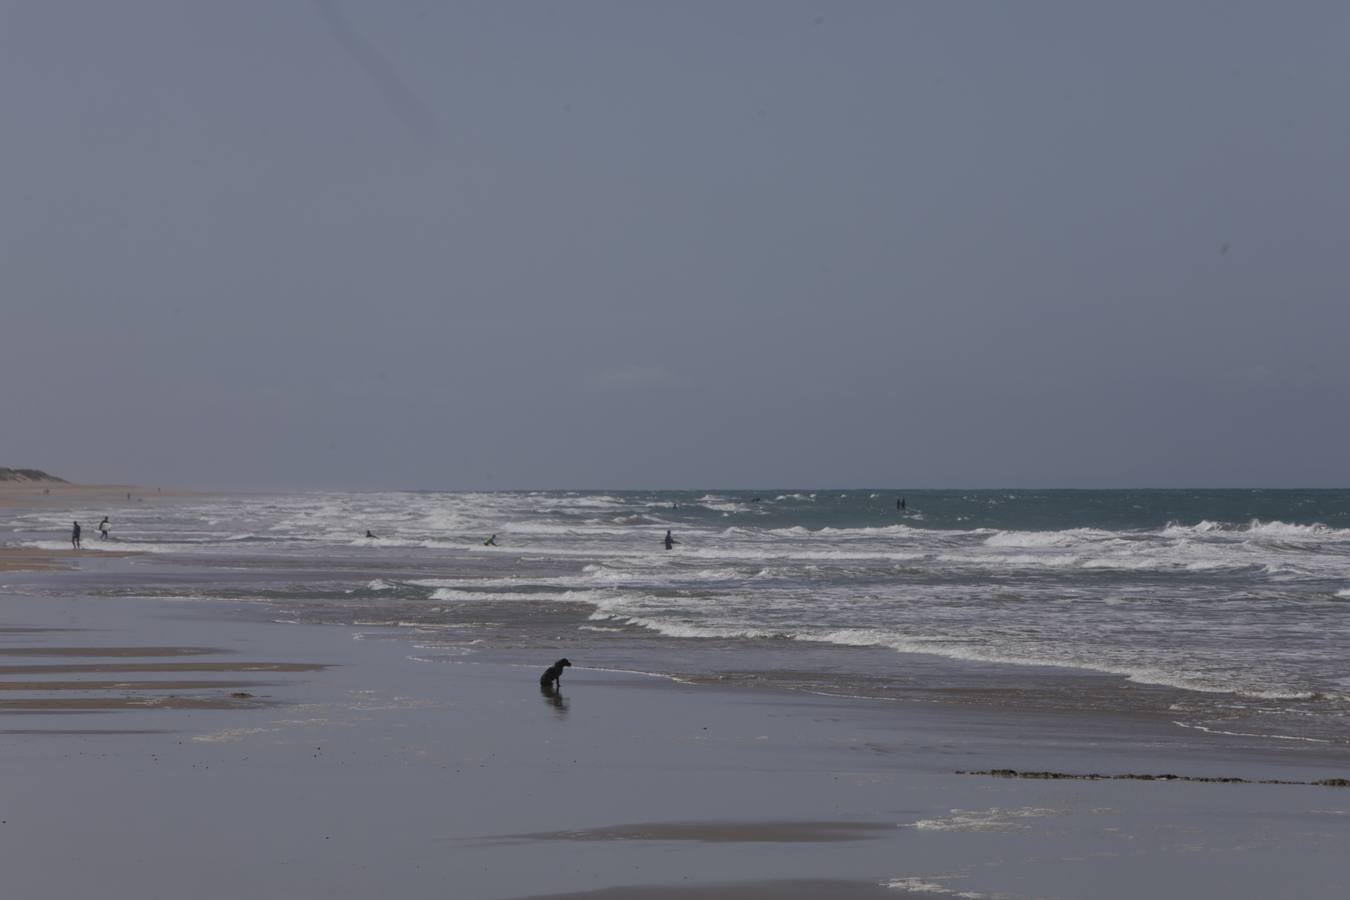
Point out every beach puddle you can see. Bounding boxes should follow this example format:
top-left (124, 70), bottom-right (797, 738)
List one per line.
top-left (0, 646), bottom-right (227, 657)
top-left (505, 820), bottom-right (895, 844)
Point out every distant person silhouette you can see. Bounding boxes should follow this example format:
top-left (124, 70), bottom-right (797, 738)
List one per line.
top-left (98, 517), bottom-right (110, 540)
top-left (365, 530), bottom-right (377, 539)
top-left (71, 521), bottom-right (82, 549)
top-left (484, 534), bottom-right (498, 546)
top-left (664, 530), bottom-right (679, 550)
top-left (898, 497), bottom-right (906, 512)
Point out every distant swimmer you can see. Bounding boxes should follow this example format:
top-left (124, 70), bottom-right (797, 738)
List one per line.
top-left (897, 497), bottom-right (906, 512)
top-left (98, 516), bottom-right (110, 540)
top-left (484, 534), bottom-right (498, 546)
top-left (664, 530), bottom-right (679, 550)
top-left (71, 521), bottom-right (82, 550)
top-left (365, 530), bottom-right (377, 539)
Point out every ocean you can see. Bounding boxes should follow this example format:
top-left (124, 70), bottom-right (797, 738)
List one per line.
top-left (11, 489), bottom-right (1350, 746)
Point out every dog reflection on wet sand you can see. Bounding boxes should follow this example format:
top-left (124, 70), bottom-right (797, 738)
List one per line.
top-left (539, 681), bottom-right (569, 713)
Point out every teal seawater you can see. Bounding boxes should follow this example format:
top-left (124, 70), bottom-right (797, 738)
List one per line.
top-left (631, 488), bottom-right (1350, 532)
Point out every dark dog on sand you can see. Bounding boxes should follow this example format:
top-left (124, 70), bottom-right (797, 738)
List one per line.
top-left (539, 658), bottom-right (572, 689)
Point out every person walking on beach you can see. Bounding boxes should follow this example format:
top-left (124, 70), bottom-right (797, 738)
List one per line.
top-left (71, 521), bottom-right (82, 550)
top-left (664, 530), bottom-right (679, 550)
top-left (98, 517), bottom-right (110, 540)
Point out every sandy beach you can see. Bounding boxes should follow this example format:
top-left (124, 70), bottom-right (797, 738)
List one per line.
top-left (0, 567), bottom-right (1345, 899)
top-left (2, 487), bottom-right (1348, 898)
top-left (0, 481), bottom-right (202, 508)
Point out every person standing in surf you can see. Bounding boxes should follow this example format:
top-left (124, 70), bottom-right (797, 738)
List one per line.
top-left (71, 521), bottom-right (82, 549)
top-left (664, 530), bottom-right (679, 550)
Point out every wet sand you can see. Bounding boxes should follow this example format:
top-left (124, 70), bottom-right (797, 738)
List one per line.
top-left (505, 821), bottom-right (897, 844)
top-left (0, 547), bottom-right (142, 572)
top-left (1, 547), bottom-right (95, 572)
top-left (509, 880), bottom-right (898, 899)
top-left (0, 481), bottom-right (204, 508)
top-left (0, 588), bottom-right (1347, 899)
top-left (0, 661), bottom-right (328, 674)
top-left (0, 593), bottom-right (326, 717)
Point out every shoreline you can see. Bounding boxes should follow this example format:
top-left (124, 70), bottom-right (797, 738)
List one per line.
top-left (0, 546), bottom-right (143, 572)
top-left (0, 481), bottom-right (213, 508)
top-left (0, 480), bottom-right (205, 567)
top-left (0, 586), bottom-right (1346, 898)
top-left (1, 488), bottom-right (1348, 896)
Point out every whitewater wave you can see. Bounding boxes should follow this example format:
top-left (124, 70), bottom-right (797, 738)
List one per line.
top-left (984, 528), bottom-right (1115, 548)
top-left (1163, 519), bottom-right (1350, 541)
top-left (428, 588), bottom-right (608, 604)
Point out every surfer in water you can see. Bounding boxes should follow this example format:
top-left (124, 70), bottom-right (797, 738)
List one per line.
top-left (664, 530), bottom-right (679, 550)
top-left (484, 534), bottom-right (498, 546)
top-left (365, 530), bottom-right (377, 539)
top-left (897, 497), bottom-right (906, 512)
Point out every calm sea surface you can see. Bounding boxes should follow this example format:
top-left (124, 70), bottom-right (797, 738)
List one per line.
top-left (11, 489), bottom-right (1350, 745)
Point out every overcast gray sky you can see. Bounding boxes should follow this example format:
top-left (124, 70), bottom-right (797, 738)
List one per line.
top-left (2, 1), bottom-right (1347, 490)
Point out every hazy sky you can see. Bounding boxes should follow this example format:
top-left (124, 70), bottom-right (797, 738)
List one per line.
top-left (2, 1), bottom-right (1348, 490)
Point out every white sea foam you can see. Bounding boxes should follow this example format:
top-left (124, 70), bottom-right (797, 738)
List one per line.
top-left (1244, 519), bottom-right (1350, 539)
top-left (1162, 519), bottom-right (1350, 541)
top-left (428, 588), bottom-right (607, 604)
top-left (590, 611), bottom-right (783, 641)
top-left (984, 528), bottom-right (1113, 548)
top-left (885, 876), bottom-right (988, 898)
top-left (938, 553), bottom-right (1083, 569)
top-left (698, 494), bottom-right (751, 513)
top-left (906, 807), bottom-right (1062, 832)
top-left (1170, 721), bottom-right (1333, 743)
